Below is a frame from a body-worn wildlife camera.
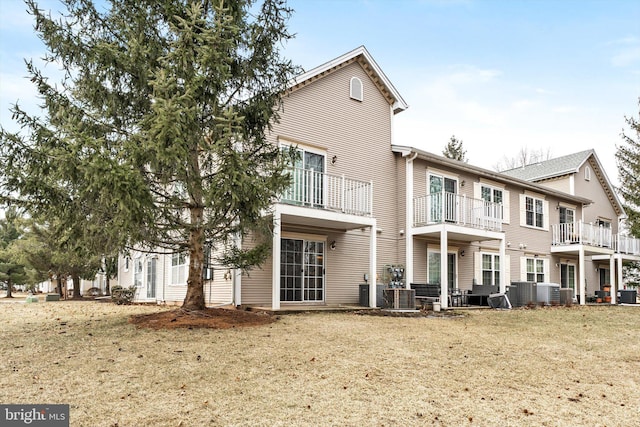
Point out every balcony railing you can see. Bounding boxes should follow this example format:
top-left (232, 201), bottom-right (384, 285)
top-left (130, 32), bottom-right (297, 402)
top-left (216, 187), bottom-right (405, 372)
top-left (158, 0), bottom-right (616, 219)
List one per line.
top-left (413, 192), bottom-right (503, 231)
top-left (280, 167), bottom-right (372, 216)
top-left (551, 221), bottom-right (612, 248)
top-left (613, 234), bottom-right (640, 255)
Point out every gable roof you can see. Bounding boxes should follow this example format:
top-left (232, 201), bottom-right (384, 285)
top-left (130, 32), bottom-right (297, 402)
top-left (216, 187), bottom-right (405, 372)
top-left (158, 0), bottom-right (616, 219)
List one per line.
top-left (501, 149), bottom-right (624, 217)
top-left (501, 149), bottom-right (595, 181)
top-left (392, 145), bottom-right (592, 205)
top-left (288, 46), bottom-right (409, 114)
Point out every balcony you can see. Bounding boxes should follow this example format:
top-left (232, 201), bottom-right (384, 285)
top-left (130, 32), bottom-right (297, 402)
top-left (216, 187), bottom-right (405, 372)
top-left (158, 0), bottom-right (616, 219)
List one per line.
top-left (413, 192), bottom-right (503, 231)
top-left (551, 221), bottom-right (612, 248)
top-left (613, 234), bottom-right (640, 255)
top-left (280, 167), bottom-right (372, 216)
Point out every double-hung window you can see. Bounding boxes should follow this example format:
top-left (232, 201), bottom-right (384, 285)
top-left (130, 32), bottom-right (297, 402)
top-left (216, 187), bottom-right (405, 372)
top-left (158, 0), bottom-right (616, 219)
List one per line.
top-left (171, 253), bottom-right (187, 285)
top-left (525, 195), bottom-right (544, 228)
top-left (482, 253), bottom-right (500, 286)
top-left (134, 257), bottom-right (143, 287)
top-left (526, 258), bottom-right (545, 283)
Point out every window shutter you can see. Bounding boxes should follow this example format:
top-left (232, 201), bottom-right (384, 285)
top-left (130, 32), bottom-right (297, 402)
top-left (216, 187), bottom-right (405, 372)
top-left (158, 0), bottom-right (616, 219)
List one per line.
top-left (502, 191), bottom-right (510, 225)
top-left (543, 200), bottom-right (550, 230)
top-left (519, 194), bottom-right (526, 226)
top-left (504, 255), bottom-right (511, 285)
top-left (474, 251), bottom-right (482, 284)
top-left (520, 257), bottom-right (527, 281)
top-left (473, 182), bottom-right (481, 199)
top-left (543, 258), bottom-right (550, 282)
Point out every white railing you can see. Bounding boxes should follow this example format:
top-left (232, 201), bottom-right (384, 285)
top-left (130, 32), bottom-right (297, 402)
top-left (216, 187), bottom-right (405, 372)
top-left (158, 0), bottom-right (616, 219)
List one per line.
top-left (551, 221), bottom-right (612, 248)
top-left (280, 167), bottom-right (372, 216)
top-left (413, 192), bottom-right (503, 231)
top-left (613, 234), bottom-right (640, 255)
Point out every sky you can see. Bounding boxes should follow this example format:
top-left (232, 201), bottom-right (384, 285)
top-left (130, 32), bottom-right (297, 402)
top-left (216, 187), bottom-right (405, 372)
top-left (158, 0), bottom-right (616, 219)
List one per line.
top-left (1, 0), bottom-right (639, 186)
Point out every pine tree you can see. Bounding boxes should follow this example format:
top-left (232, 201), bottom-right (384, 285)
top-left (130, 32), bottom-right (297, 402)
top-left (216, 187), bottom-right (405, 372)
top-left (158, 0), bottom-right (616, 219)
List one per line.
top-left (616, 99), bottom-right (640, 237)
top-left (0, 0), bottom-right (299, 310)
top-left (442, 135), bottom-right (467, 162)
top-left (0, 208), bottom-right (28, 297)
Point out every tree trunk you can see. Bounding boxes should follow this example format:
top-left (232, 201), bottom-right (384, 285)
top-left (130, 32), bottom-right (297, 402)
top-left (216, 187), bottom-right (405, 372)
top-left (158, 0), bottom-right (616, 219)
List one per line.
top-left (5, 280), bottom-right (13, 298)
top-left (182, 206), bottom-right (205, 310)
top-left (105, 276), bottom-right (111, 296)
top-left (56, 276), bottom-right (63, 297)
top-left (71, 274), bottom-right (82, 299)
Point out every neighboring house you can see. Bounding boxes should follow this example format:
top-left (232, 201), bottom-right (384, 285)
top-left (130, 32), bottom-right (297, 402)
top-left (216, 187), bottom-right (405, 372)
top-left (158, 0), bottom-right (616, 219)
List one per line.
top-left (118, 46), bottom-right (640, 308)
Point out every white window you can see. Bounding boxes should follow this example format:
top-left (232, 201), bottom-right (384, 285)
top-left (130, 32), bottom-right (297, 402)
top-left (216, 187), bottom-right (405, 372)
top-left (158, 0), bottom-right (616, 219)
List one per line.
top-left (526, 258), bottom-right (545, 283)
top-left (134, 257), bottom-right (143, 287)
top-left (520, 194), bottom-right (548, 230)
top-left (171, 252), bottom-right (187, 285)
top-left (350, 77), bottom-right (363, 101)
top-left (481, 253), bottom-right (501, 286)
top-left (585, 166), bottom-right (591, 181)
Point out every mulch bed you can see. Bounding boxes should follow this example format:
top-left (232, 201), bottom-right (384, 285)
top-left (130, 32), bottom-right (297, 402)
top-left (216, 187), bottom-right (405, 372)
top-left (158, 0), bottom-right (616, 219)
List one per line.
top-left (129, 307), bottom-right (276, 330)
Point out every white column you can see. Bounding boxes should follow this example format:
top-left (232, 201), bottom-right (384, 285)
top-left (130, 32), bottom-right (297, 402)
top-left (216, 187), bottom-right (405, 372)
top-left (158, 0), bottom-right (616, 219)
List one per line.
top-left (272, 207), bottom-right (281, 310)
top-left (499, 237), bottom-right (507, 294)
top-left (617, 255), bottom-right (624, 290)
top-left (609, 255), bottom-right (616, 304)
top-left (579, 248), bottom-right (586, 305)
top-left (369, 222), bottom-right (377, 308)
top-left (405, 155), bottom-right (414, 286)
top-left (440, 229), bottom-right (448, 309)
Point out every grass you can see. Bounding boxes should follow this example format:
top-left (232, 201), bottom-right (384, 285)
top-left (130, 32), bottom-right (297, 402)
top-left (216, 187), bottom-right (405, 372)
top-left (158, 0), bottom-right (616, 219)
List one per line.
top-left (1, 299), bottom-right (639, 426)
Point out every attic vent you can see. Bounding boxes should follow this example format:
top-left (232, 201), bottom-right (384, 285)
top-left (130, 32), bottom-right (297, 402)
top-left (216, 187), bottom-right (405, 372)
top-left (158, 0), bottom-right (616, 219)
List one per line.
top-left (350, 77), bottom-right (363, 101)
top-left (585, 166), bottom-right (591, 181)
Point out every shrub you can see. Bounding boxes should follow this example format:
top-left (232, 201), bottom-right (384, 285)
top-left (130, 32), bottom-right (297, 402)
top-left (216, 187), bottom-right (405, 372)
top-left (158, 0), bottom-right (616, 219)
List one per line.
top-left (110, 285), bottom-right (136, 305)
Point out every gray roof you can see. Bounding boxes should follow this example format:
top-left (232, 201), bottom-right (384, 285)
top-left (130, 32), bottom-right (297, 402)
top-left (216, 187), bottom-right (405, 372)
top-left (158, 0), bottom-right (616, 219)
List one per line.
top-left (500, 149), bottom-right (595, 181)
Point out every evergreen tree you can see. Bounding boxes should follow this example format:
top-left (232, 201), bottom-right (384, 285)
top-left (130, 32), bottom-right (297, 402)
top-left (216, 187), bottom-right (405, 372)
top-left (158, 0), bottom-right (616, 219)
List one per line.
top-left (443, 135), bottom-right (467, 162)
top-left (0, 208), bottom-right (28, 297)
top-left (616, 99), bottom-right (640, 237)
top-left (616, 99), bottom-right (640, 289)
top-left (0, 0), bottom-right (299, 310)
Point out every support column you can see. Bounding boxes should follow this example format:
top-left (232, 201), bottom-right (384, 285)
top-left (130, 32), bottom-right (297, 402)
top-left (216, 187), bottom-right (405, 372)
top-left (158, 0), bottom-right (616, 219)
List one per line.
top-left (617, 255), bottom-right (624, 291)
top-left (579, 248), bottom-right (586, 305)
top-left (272, 207), bottom-right (281, 310)
top-left (405, 155), bottom-right (415, 287)
top-left (369, 223), bottom-right (377, 308)
top-left (499, 237), bottom-right (507, 294)
top-left (440, 229), bottom-right (448, 309)
top-left (609, 255), bottom-right (616, 304)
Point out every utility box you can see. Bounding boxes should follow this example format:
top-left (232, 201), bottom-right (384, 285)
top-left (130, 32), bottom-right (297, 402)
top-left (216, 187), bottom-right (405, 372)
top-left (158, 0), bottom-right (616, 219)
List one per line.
top-left (559, 288), bottom-right (573, 305)
top-left (359, 284), bottom-right (385, 308)
top-left (619, 289), bottom-right (637, 304)
top-left (383, 288), bottom-right (416, 310)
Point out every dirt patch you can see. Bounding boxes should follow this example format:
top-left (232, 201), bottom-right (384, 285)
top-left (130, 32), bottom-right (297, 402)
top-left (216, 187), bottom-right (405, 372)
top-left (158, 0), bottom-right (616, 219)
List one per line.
top-left (128, 307), bottom-right (276, 329)
top-left (356, 308), bottom-right (466, 318)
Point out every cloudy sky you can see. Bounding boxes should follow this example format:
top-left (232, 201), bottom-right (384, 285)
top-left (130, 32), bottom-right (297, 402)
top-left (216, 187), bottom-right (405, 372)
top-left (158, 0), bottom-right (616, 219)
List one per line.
top-left (1, 0), bottom-right (638, 185)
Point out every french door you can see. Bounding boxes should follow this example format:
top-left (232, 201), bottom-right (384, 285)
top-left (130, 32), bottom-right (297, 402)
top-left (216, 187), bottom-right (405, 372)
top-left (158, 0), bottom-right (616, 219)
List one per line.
top-left (280, 238), bottom-right (325, 302)
top-left (560, 263), bottom-right (576, 294)
top-left (287, 149), bottom-right (325, 207)
top-left (429, 174), bottom-right (458, 223)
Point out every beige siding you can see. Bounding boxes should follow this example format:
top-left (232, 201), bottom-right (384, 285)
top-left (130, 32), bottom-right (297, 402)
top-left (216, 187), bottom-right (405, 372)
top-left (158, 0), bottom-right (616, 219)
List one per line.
top-left (574, 159), bottom-right (619, 232)
top-left (242, 60), bottom-right (402, 306)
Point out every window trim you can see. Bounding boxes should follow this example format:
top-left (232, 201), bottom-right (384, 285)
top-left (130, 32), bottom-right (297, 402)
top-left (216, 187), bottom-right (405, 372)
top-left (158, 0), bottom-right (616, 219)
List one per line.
top-left (133, 256), bottom-right (143, 287)
top-left (480, 252), bottom-right (501, 286)
top-left (171, 252), bottom-right (187, 286)
top-left (523, 256), bottom-right (547, 283)
top-left (350, 77), bottom-right (363, 101)
top-left (520, 193), bottom-right (548, 230)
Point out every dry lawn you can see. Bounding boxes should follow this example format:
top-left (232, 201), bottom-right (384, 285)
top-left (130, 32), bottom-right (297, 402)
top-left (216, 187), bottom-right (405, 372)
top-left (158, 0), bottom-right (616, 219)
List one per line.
top-left (1, 299), bottom-right (639, 427)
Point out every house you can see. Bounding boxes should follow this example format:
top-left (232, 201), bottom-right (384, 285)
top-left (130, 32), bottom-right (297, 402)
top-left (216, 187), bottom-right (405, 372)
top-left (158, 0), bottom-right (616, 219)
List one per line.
top-left (118, 46), bottom-right (640, 308)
